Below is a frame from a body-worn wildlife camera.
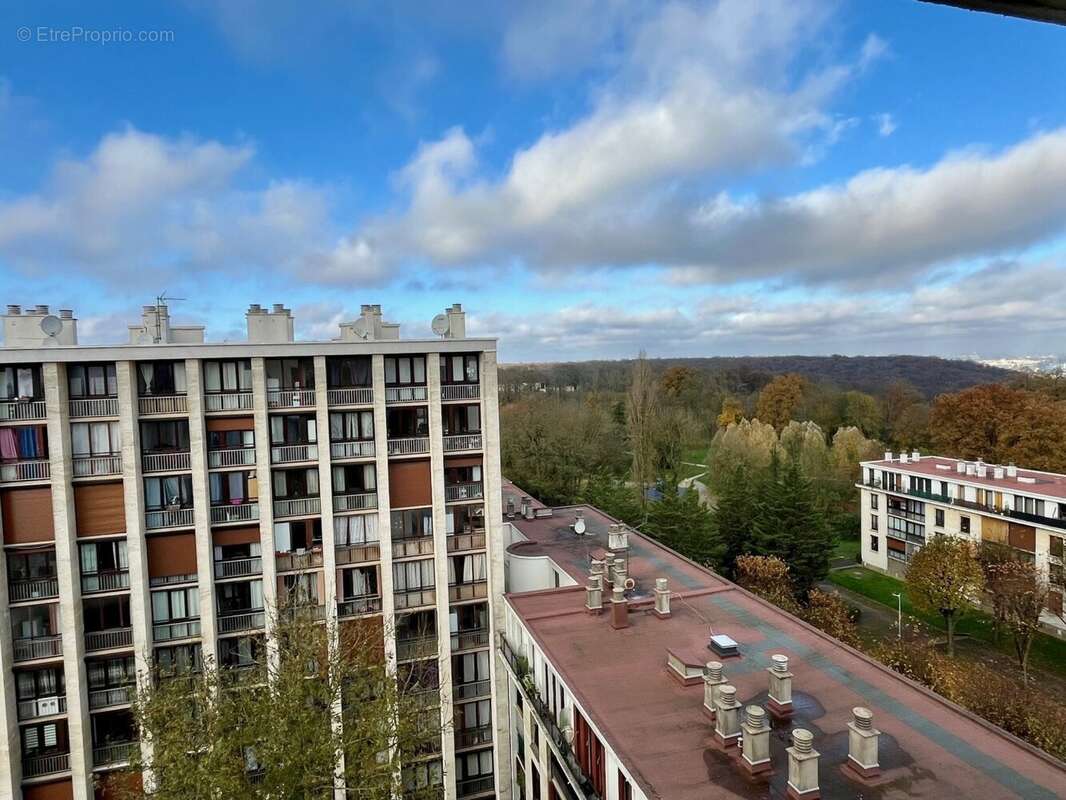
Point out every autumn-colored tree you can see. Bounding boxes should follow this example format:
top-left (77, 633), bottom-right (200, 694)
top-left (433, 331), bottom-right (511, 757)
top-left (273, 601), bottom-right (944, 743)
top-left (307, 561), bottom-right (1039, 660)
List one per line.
top-left (906, 536), bottom-right (985, 656)
top-left (755, 373), bottom-right (807, 430)
top-left (716, 396), bottom-right (745, 429)
top-left (735, 555), bottom-right (801, 614)
top-left (660, 366), bottom-right (699, 399)
top-left (977, 541), bottom-right (1018, 644)
top-left (995, 560), bottom-right (1050, 682)
top-left (804, 589), bottom-right (860, 648)
top-left (840, 390), bottom-right (883, 437)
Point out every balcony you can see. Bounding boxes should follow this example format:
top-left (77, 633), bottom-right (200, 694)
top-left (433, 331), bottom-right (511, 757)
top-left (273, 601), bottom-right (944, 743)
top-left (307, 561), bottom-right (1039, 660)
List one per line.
top-left (451, 628), bottom-right (489, 652)
top-left (335, 543), bottom-right (380, 565)
top-left (393, 537), bottom-right (434, 559)
top-left (89, 686), bottom-right (132, 710)
top-left (394, 588), bottom-right (436, 611)
top-left (1006, 507), bottom-right (1066, 532)
top-left (443, 434), bottom-right (482, 452)
top-left (217, 610), bottom-right (265, 634)
top-left (70, 397), bottom-right (119, 418)
top-left (396, 634), bottom-right (438, 662)
top-left (17, 696), bottom-right (66, 721)
top-left (93, 741), bottom-right (135, 768)
top-left (81, 570), bottom-right (130, 594)
top-left (388, 437), bottom-right (430, 456)
top-left (455, 725), bottom-right (494, 751)
top-left (273, 497), bottom-right (320, 518)
top-left (905, 487), bottom-right (951, 504)
top-left (208, 447), bottom-right (255, 468)
top-left (0, 459), bottom-right (50, 483)
top-left (267, 389), bottom-right (315, 409)
top-left (271, 443), bottom-right (318, 464)
top-left (456, 776), bottom-right (494, 798)
top-left (85, 627), bottom-right (133, 652)
top-left (22, 752), bottom-right (70, 778)
top-left (338, 596), bottom-right (382, 618)
top-left (138, 395), bottom-right (188, 416)
top-left (145, 507), bottom-right (195, 530)
top-left (441, 384), bottom-right (480, 402)
top-left (73, 453), bottom-right (121, 478)
top-left (275, 550), bottom-right (323, 572)
top-left (204, 392), bottom-right (253, 413)
top-left (9, 576), bottom-right (59, 603)
top-left (330, 440), bottom-right (375, 460)
top-left (334, 491), bottom-right (377, 513)
top-left (142, 451), bottom-right (191, 473)
top-left (385, 386), bottom-right (428, 404)
top-left (327, 387), bottom-right (373, 407)
top-left (13, 635), bottom-right (62, 662)
top-left (446, 482), bottom-right (483, 503)
top-left (279, 603), bottom-right (326, 623)
top-left (214, 556), bottom-right (262, 579)
top-left (153, 620), bottom-right (201, 642)
top-left (452, 679), bottom-right (491, 701)
top-left (447, 533), bottom-right (485, 553)
top-left (449, 582), bottom-right (488, 603)
top-left (0, 399), bottom-right (46, 421)
top-left (210, 502), bottom-right (259, 525)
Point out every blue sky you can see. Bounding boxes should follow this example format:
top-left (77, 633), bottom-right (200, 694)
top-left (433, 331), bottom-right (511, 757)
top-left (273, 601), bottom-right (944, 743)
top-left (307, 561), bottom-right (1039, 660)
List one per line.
top-left (1, 1), bottom-right (1066, 362)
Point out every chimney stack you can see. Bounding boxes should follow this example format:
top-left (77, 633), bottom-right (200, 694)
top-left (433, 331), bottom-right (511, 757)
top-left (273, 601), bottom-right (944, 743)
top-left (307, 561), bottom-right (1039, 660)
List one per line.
top-left (846, 707), bottom-right (881, 779)
top-left (613, 559), bottom-right (628, 592)
top-left (1007, 463), bottom-right (1018, 478)
top-left (713, 685), bottom-right (742, 748)
top-left (586, 575), bottom-right (604, 615)
top-left (610, 585), bottom-right (628, 630)
top-left (884, 451), bottom-right (892, 461)
top-left (523, 498), bottom-right (535, 521)
top-left (786, 729), bottom-right (820, 800)
top-left (245, 302), bottom-right (294, 344)
top-left (608, 523), bottom-right (629, 552)
top-left (767, 654), bottom-right (794, 719)
top-left (911, 450), bottom-right (920, 461)
top-left (741, 705), bottom-right (772, 775)
top-left (653, 578), bottom-right (671, 618)
top-left (702, 661), bottom-right (727, 720)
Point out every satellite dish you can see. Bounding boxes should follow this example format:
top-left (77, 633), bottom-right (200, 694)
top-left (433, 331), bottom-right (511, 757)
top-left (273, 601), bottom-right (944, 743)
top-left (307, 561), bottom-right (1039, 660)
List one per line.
top-left (352, 318), bottom-right (369, 339)
top-left (431, 313), bottom-right (450, 337)
top-left (573, 518), bottom-right (586, 535)
top-left (40, 315), bottom-right (62, 336)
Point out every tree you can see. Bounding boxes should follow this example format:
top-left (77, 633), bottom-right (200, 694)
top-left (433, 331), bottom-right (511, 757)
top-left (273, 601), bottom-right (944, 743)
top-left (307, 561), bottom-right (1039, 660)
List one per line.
top-left (644, 487), bottom-right (719, 567)
top-left (978, 541), bottom-right (1018, 644)
top-left (709, 461), bottom-right (758, 578)
top-left (707, 418), bottom-right (777, 495)
top-left (804, 589), bottom-right (860, 648)
top-left (735, 555), bottom-right (800, 614)
top-left (906, 536), bottom-right (984, 657)
top-left (996, 560), bottom-right (1050, 682)
top-left (840, 391), bottom-right (882, 437)
top-left (755, 374), bottom-right (807, 430)
top-left (627, 352), bottom-right (659, 512)
top-left (108, 609), bottom-right (442, 800)
top-left (716, 396), bottom-right (745, 429)
top-left (581, 471), bottom-right (642, 526)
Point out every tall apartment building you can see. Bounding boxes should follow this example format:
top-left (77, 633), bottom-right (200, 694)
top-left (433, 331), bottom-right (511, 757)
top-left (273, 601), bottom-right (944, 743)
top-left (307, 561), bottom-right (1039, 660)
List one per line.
top-left (0, 301), bottom-right (509, 800)
top-left (858, 452), bottom-right (1065, 622)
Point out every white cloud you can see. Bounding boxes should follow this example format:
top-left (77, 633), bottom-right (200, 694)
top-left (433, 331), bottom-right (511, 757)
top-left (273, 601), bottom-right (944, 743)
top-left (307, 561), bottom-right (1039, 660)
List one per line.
top-left (875, 112), bottom-right (897, 137)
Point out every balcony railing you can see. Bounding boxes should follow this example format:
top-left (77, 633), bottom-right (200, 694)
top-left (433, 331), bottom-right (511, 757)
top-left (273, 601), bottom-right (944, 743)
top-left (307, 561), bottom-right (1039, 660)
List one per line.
top-left (271, 443), bottom-right (318, 463)
top-left (0, 399), bottom-right (46, 421)
top-left (9, 576), bottom-right (59, 602)
top-left (13, 635), bottom-right (62, 662)
top-left (327, 387), bottom-right (373, 406)
top-left (452, 680), bottom-right (491, 701)
top-left (385, 386), bottom-right (428, 404)
top-left (138, 395), bottom-right (188, 416)
top-left (208, 447), bottom-right (255, 468)
top-left (142, 451), bottom-right (191, 473)
top-left (451, 629), bottom-right (490, 652)
top-left (446, 482), bottom-right (483, 502)
top-left (93, 741), bottom-right (135, 768)
top-left (393, 537), bottom-right (434, 559)
top-left (85, 627), bottom-right (133, 652)
top-left (0, 459), bottom-right (50, 483)
top-left (204, 392), bottom-right (253, 412)
top-left (447, 533), bottom-right (486, 553)
top-left (145, 507), bottom-right (195, 530)
top-left (267, 389), bottom-right (315, 409)
top-left (214, 556), bottom-right (262, 579)
top-left (441, 384), bottom-right (480, 401)
top-left (338, 596), bottom-right (383, 618)
top-left (1007, 507), bottom-right (1066, 532)
top-left (81, 570), bottom-right (130, 594)
top-left (396, 635), bottom-right (438, 662)
top-left (153, 619), bottom-right (201, 642)
top-left (334, 491), bottom-right (377, 512)
top-left (330, 440), bottom-right (375, 460)
top-left (456, 776), bottom-right (495, 798)
top-left (443, 434), bottom-right (482, 452)
top-left (217, 610), bottom-right (265, 634)
top-left (335, 543), bottom-right (380, 565)
top-left (455, 724), bottom-right (494, 750)
top-left (279, 603), bottom-right (326, 623)
top-left (210, 502), bottom-right (259, 524)
top-left (273, 497), bottom-right (320, 518)
top-left (387, 437), bottom-right (429, 456)
top-left (449, 582), bottom-right (488, 603)
top-left (17, 695), bottom-right (66, 721)
top-left (89, 686), bottom-right (132, 710)
top-left (394, 588), bottom-right (436, 610)
top-left (73, 453), bottom-right (121, 477)
top-left (70, 397), bottom-right (119, 418)
top-left (22, 752), bottom-right (70, 778)
top-left (275, 550), bottom-right (323, 572)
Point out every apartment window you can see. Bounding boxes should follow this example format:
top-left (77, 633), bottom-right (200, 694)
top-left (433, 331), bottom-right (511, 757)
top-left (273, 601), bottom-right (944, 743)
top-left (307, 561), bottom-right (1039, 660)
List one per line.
top-left (392, 508), bottom-right (433, 540)
top-left (912, 476), bottom-right (932, 495)
top-left (886, 516), bottom-right (924, 540)
top-left (442, 404), bottom-right (481, 435)
top-left (272, 468), bottom-right (318, 500)
top-left (456, 699), bottom-right (492, 732)
top-left (155, 642), bottom-right (202, 675)
top-left (7, 550), bottom-right (57, 583)
top-left (151, 587), bottom-right (199, 626)
top-left (83, 596), bottom-right (132, 633)
top-left (281, 572), bottom-right (320, 606)
top-left (216, 580), bottom-right (264, 615)
top-left (332, 464), bottom-right (376, 495)
top-left (80, 540), bottom-right (128, 583)
top-left (273, 519), bottom-right (322, 552)
top-left (68, 364), bottom-right (117, 399)
top-left (144, 475), bottom-right (194, 511)
top-left (203, 360), bottom-right (252, 394)
top-left (870, 515), bottom-right (878, 532)
top-left (334, 513), bottom-right (379, 546)
top-left (87, 656), bottom-right (134, 692)
top-left (0, 365), bottom-right (42, 400)
top-left (1051, 536), bottom-right (1064, 560)
top-left (441, 354), bottom-right (479, 384)
top-left (445, 464), bottom-right (481, 486)
top-left (393, 559), bottom-right (435, 592)
top-left (0, 424), bottom-right (48, 461)
top-left (16, 667), bottom-right (64, 703)
top-left (21, 720), bottom-right (66, 756)
top-left (341, 566), bottom-right (378, 600)
top-left (208, 428), bottom-right (254, 450)
top-left (384, 356), bottom-right (426, 386)
top-left (960, 515), bottom-right (971, 534)
top-left (209, 471), bottom-right (255, 506)
top-left (885, 472), bottom-right (902, 492)
top-left (72, 421), bottom-right (121, 458)
top-left (270, 414), bottom-right (316, 446)
top-left (137, 362), bottom-right (186, 397)
top-left (12, 605), bottom-right (57, 640)
top-left (140, 420), bottom-right (189, 453)
top-left (327, 356), bottom-right (371, 388)
top-left (870, 493), bottom-right (878, 511)
top-left (265, 358), bottom-right (314, 392)
top-left (447, 504), bottom-right (485, 534)
top-left (935, 509), bottom-right (945, 528)
top-left (448, 553), bottom-right (487, 585)
top-left (403, 760), bottom-right (443, 795)
top-left (457, 749), bottom-right (493, 782)
top-left (218, 636), bottom-right (261, 669)
top-left (329, 410), bottom-right (374, 442)
top-left (450, 604), bottom-right (487, 635)
top-left (1014, 495), bottom-right (1046, 517)
top-left (618, 772), bottom-right (634, 800)
top-left (869, 535), bottom-right (879, 552)
top-left (214, 541), bottom-right (261, 563)
top-left (453, 650), bottom-right (491, 685)
top-left (386, 406), bottom-right (428, 437)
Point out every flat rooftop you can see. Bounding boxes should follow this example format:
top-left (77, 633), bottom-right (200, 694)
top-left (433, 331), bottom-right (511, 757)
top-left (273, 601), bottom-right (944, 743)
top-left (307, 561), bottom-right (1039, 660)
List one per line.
top-left (864, 455), bottom-right (1066, 501)
top-left (503, 488), bottom-right (1066, 800)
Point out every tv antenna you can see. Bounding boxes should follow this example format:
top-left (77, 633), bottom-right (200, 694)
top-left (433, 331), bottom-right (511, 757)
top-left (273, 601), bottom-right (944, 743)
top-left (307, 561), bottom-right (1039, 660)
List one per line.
top-left (152, 291), bottom-right (185, 343)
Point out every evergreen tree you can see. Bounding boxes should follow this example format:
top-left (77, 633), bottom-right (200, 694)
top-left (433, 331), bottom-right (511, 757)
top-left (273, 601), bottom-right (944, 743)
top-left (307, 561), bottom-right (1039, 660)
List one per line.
top-left (580, 471), bottom-right (643, 526)
top-left (710, 461), bottom-right (758, 579)
top-left (644, 488), bottom-right (719, 566)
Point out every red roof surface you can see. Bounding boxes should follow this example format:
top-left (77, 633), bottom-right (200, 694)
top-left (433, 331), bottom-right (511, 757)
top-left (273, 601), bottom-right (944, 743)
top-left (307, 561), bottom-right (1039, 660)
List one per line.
top-left (865, 455), bottom-right (1066, 500)
top-left (503, 491), bottom-right (1066, 800)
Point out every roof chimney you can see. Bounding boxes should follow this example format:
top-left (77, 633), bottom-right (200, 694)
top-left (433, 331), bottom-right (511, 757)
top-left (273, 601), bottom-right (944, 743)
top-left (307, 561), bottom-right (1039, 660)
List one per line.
top-left (445, 303), bottom-right (466, 339)
top-left (767, 654), bottom-right (794, 720)
top-left (702, 662), bottom-right (727, 720)
top-left (608, 523), bottom-right (629, 552)
top-left (993, 466), bottom-right (1005, 480)
top-left (603, 552), bottom-right (616, 585)
top-left (610, 585), bottom-right (628, 630)
top-left (586, 575), bottom-right (604, 615)
top-left (1007, 463), bottom-right (1018, 478)
top-left (741, 705), bottom-right (772, 776)
top-left (846, 707), bottom-right (881, 779)
top-left (6, 305), bottom-right (20, 315)
top-left (899, 452), bottom-right (909, 464)
top-left (653, 578), bottom-right (671, 618)
top-left (786, 729), bottom-right (820, 799)
top-left (883, 451), bottom-right (892, 462)
top-left (246, 302), bottom-right (294, 344)
top-left (523, 497), bottom-right (534, 521)
top-left (911, 450), bottom-right (920, 461)
top-left (713, 685), bottom-right (742, 748)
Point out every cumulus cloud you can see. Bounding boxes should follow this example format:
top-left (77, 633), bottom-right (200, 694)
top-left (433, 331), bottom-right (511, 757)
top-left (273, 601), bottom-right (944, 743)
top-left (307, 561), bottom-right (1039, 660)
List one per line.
top-left (875, 112), bottom-right (897, 137)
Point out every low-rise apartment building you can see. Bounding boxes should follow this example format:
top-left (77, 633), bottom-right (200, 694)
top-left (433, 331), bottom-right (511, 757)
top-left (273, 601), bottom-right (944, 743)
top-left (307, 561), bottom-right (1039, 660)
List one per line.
top-left (0, 301), bottom-right (508, 800)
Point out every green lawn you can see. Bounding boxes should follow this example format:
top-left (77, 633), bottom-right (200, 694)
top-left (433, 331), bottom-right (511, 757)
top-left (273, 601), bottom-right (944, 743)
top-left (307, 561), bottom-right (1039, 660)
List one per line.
top-left (833, 538), bottom-right (861, 563)
top-left (829, 566), bottom-right (1066, 678)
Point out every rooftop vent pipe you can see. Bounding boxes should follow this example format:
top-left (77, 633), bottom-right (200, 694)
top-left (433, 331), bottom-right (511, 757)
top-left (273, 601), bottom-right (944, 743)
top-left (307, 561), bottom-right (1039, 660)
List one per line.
top-left (786, 729), bottom-right (820, 799)
top-left (767, 654), bottom-right (794, 719)
top-left (713, 685), bottom-right (742, 748)
top-left (911, 450), bottom-right (920, 461)
top-left (610, 585), bottom-right (628, 630)
top-left (653, 578), bottom-right (670, 618)
top-left (741, 705), bottom-right (772, 776)
top-left (1007, 463), bottom-right (1018, 478)
top-left (846, 707), bottom-right (881, 779)
top-left (586, 575), bottom-right (604, 615)
top-left (702, 662), bottom-right (727, 720)
top-left (883, 451), bottom-right (892, 461)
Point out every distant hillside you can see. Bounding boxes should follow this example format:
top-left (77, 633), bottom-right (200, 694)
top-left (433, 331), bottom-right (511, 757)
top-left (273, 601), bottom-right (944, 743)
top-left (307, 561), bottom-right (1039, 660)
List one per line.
top-left (500, 355), bottom-right (1018, 398)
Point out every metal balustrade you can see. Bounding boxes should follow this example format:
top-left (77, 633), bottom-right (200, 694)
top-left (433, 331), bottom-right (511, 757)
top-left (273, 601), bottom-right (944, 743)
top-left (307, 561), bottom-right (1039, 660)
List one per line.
top-left (455, 724), bottom-right (494, 750)
top-left (452, 680), bottom-right (491, 701)
top-left (441, 384), bottom-right (480, 401)
top-left (393, 588), bottom-right (436, 610)
top-left (387, 436), bottom-right (430, 456)
top-left (392, 537), bottom-right (434, 559)
top-left (153, 620), bottom-right (201, 642)
top-left (271, 443), bottom-right (318, 463)
top-left (214, 556), bottom-right (262, 579)
top-left (449, 582), bottom-right (488, 602)
top-left (17, 695), bottom-right (66, 721)
top-left (443, 434), bottom-right (482, 452)
top-left (385, 386), bottom-right (428, 403)
top-left (69, 397), bottom-right (119, 417)
top-left (138, 395), bottom-right (188, 416)
top-left (13, 635), bottom-right (62, 662)
top-left (275, 550), bottom-right (323, 571)
top-left (204, 392), bottom-right (253, 412)
top-left (89, 686), bottom-right (132, 710)
top-left (93, 741), bottom-right (135, 767)
top-left (217, 610), bottom-right (265, 634)
top-left (335, 543), bottom-right (380, 565)
top-left (337, 596), bottom-right (383, 617)
top-left (267, 389), bottom-right (316, 409)
top-left (85, 627), bottom-right (133, 652)
top-left (208, 447), bottom-right (255, 468)
top-left (446, 533), bottom-right (486, 553)
top-left (22, 752), bottom-right (70, 777)
top-left (451, 629), bottom-right (489, 652)
top-left (72, 453), bottom-right (121, 477)
top-left (142, 451), bottom-right (191, 473)
top-left (145, 507), bottom-right (195, 530)
top-left (81, 570), bottom-right (130, 594)
top-left (334, 491), bottom-right (377, 512)
top-left (330, 440), bottom-right (375, 460)
top-left (445, 482), bottom-right (483, 502)
top-left (273, 497), bottom-right (320, 518)
top-left (327, 387), bottom-right (374, 406)
top-left (396, 635), bottom-right (438, 662)
top-left (279, 603), bottom-right (326, 622)
top-left (0, 459), bottom-right (50, 483)
top-left (0, 399), bottom-right (46, 420)
top-left (210, 502), bottom-right (259, 524)
top-left (9, 577), bottom-right (59, 602)
top-left (456, 776), bottom-right (494, 798)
